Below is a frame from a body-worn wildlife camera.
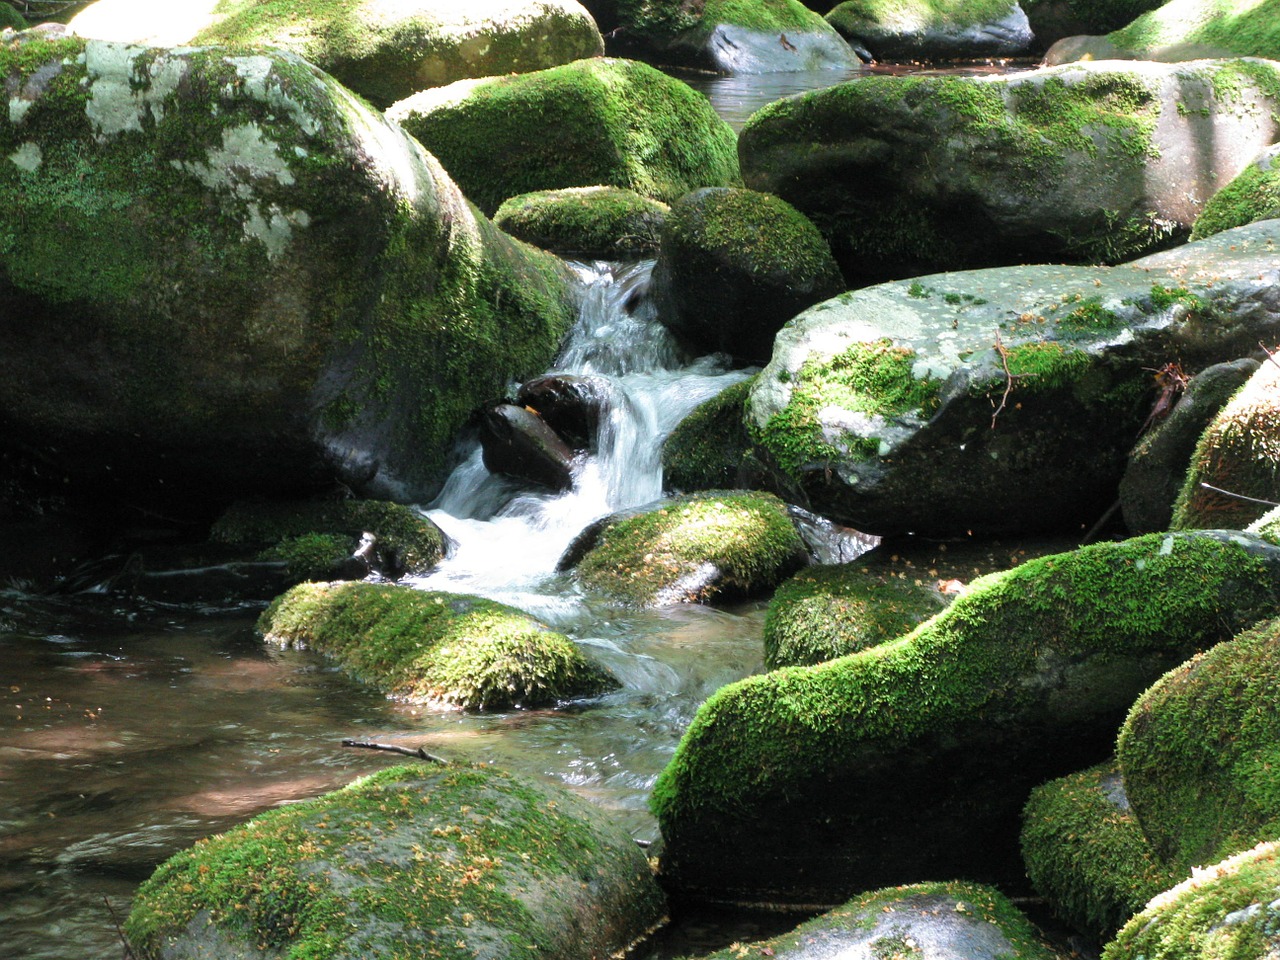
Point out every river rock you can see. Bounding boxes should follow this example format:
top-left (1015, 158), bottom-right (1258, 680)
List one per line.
top-left (661, 376), bottom-right (760, 493)
top-left (0, 35), bottom-right (577, 517)
top-left (740, 59), bottom-right (1280, 286)
top-left (1020, 0), bottom-right (1165, 49)
top-left (1045, 0), bottom-right (1280, 64)
top-left (650, 530), bottom-right (1280, 906)
top-left (260, 581), bottom-right (617, 709)
top-left (561, 491), bottom-right (808, 606)
top-left (744, 220), bottom-right (1280, 538)
top-left (1171, 358), bottom-right (1280, 531)
top-left (826, 0), bottom-right (1035, 61)
top-left (495, 186), bottom-right (669, 259)
top-left (1020, 759), bottom-right (1179, 942)
top-left (516, 374), bottom-right (613, 451)
top-left (387, 58), bottom-right (741, 216)
top-left (698, 881), bottom-right (1062, 960)
top-left (605, 0), bottom-right (861, 73)
top-left (1105, 839), bottom-right (1280, 960)
top-left (479, 403), bottom-right (577, 491)
top-left (1120, 358), bottom-right (1259, 533)
top-left (650, 188), bottom-right (844, 365)
top-left (69, 0), bottom-right (604, 108)
top-left (1192, 142), bottom-right (1280, 241)
top-left (125, 761), bottom-right (666, 960)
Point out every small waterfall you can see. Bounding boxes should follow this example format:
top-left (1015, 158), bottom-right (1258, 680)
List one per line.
top-left (411, 260), bottom-right (754, 617)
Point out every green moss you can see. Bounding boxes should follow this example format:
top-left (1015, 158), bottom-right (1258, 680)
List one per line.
top-left (1106, 0), bottom-right (1280, 59)
top-left (0, 5), bottom-right (29, 30)
top-left (125, 762), bottom-right (664, 960)
top-left (827, 0), bottom-right (1017, 32)
top-left (619, 0), bottom-right (823, 39)
top-left (262, 532), bottom-right (354, 582)
top-left (1021, 759), bottom-right (1181, 941)
top-left (1055, 295), bottom-right (1123, 332)
top-left (1191, 152), bottom-right (1280, 241)
top-left (494, 186), bottom-right (668, 258)
top-left (662, 377), bottom-right (758, 493)
top-left (259, 581), bottom-right (617, 709)
top-left (572, 491), bottom-right (807, 607)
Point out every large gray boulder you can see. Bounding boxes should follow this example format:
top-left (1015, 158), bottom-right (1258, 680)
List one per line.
top-left (739, 58), bottom-right (1280, 286)
top-left (744, 220), bottom-right (1280, 537)
top-left (0, 35), bottom-right (577, 515)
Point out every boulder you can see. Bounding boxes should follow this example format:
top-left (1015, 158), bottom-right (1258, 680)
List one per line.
top-left (744, 221), bottom-right (1280, 537)
top-left (260, 581), bottom-right (617, 710)
top-left (516, 374), bottom-right (613, 450)
top-left (1171, 358), bottom-right (1280, 531)
top-left (1192, 142), bottom-right (1280, 241)
top-left (1117, 615), bottom-right (1280, 872)
top-left (1120, 358), bottom-right (1259, 533)
top-left (0, 5), bottom-right (27, 30)
top-left (607, 0), bottom-right (861, 73)
top-left (650, 531), bottom-right (1280, 906)
top-left (561, 490), bottom-right (808, 606)
top-left (1020, 759), bottom-right (1180, 942)
top-left (387, 58), bottom-right (741, 216)
top-left (826, 0), bottom-right (1035, 61)
top-left (479, 403), bottom-right (577, 491)
top-left (1105, 840), bottom-right (1280, 960)
top-left (125, 762), bottom-right (666, 960)
top-left (696, 881), bottom-right (1062, 960)
top-left (0, 35), bottom-right (577, 516)
top-left (650, 188), bottom-right (844, 365)
top-left (1020, 0), bottom-right (1165, 50)
top-left (1045, 0), bottom-right (1280, 64)
top-left (661, 376), bottom-right (759, 493)
top-left (70, 0), bottom-right (605, 108)
top-left (739, 59), bottom-right (1280, 285)
top-left (494, 186), bottom-right (668, 260)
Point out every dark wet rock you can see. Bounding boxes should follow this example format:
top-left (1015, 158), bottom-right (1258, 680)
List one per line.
top-left (495, 186), bottom-right (669, 259)
top-left (784, 504), bottom-right (880, 565)
top-left (740, 59), bottom-right (1280, 286)
top-left (744, 221), bottom-right (1280, 538)
top-left (650, 188), bottom-right (844, 365)
top-left (516, 374), bottom-right (613, 451)
top-left (826, 0), bottom-right (1035, 61)
top-left (479, 404), bottom-right (577, 491)
top-left (1120, 358), bottom-right (1259, 533)
top-left (651, 530), bottom-right (1280, 906)
top-left (125, 762), bottom-right (665, 960)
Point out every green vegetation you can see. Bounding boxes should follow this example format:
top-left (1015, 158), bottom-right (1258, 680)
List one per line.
top-left (618, 0), bottom-right (824, 40)
top-left (661, 377), bottom-right (758, 493)
top-left (260, 582), bottom-right (616, 709)
top-left (494, 186), bottom-right (668, 259)
top-left (1106, 0), bottom-right (1280, 59)
top-left (827, 0), bottom-right (1020, 33)
top-left (1191, 150), bottom-right (1280, 240)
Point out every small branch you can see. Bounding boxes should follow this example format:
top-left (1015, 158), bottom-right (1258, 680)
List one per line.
top-left (103, 897), bottom-right (137, 960)
top-left (342, 739), bottom-right (450, 765)
top-left (1200, 482), bottom-right (1280, 508)
top-left (990, 329), bottom-right (1033, 429)
top-left (1260, 341), bottom-right (1280, 372)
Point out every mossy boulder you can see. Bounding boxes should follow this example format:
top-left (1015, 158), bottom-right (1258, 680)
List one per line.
top-left (699, 881), bottom-right (1063, 960)
top-left (762, 559), bottom-right (950, 669)
top-left (259, 581), bottom-right (617, 710)
top-left (826, 0), bottom-right (1034, 61)
top-left (0, 5), bottom-right (28, 30)
top-left (1117, 616), bottom-right (1280, 873)
top-left (495, 186), bottom-right (669, 259)
top-left (661, 376), bottom-right (758, 493)
top-left (1171, 358), bottom-right (1280, 531)
top-left (1105, 840), bottom-right (1280, 960)
top-left (744, 221), bottom-right (1280, 537)
top-left (70, 0), bottom-right (605, 108)
top-left (1046, 0), bottom-right (1280, 64)
top-left (650, 530), bottom-right (1280, 906)
top-left (650, 187), bottom-right (844, 366)
top-left (739, 59), bottom-right (1280, 286)
top-left (1020, 0), bottom-right (1165, 49)
top-left (608, 0), bottom-right (860, 73)
top-left (387, 58), bottom-right (741, 217)
top-left (1192, 143), bottom-right (1280, 241)
top-left (1021, 759), bottom-right (1181, 942)
top-left (125, 761), bottom-right (666, 960)
top-left (562, 490), bottom-right (808, 606)
top-left (0, 36), bottom-right (577, 517)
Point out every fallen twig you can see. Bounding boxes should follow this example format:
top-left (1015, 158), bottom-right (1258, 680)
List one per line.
top-left (1199, 482), bottom-right (1280, 508)
top-left (103, 897), bottom-right (136, 960)
top-left (990, 329), bottom-right (1033, 428)
top-left (341, 739), bottom-right (450, 765)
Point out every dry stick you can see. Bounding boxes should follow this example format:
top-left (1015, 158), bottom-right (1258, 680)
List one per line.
top-left (103, 897), bottom-right (137, 960)
top-left (342, 739), bottom-right (450, 765)
top-left (1260, 341), bottom-right (1280, 371)
top-left (990, 329), bottom-right (1032, 429)
top-left (1199, 482), bottom-right (1280, 508)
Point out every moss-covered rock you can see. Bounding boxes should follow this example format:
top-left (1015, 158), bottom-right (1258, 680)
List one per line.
top-left (0, 35), bottom-right (576, 516)
top-left (1021, 0), bottom-right (1165, 48)
top-left (1246, 502), bottom-right (1280, 542)
top-left (826, 0), bottom-right (1034, 61)
top-left (609, 0), bottom-right (860, 72)
top-left (762, 559), bottom-right (950, 669)
top-left (1171, 358), bottom-right (1280, 531)
top-left (1104, 839), bottom-right (1280, 960)
top-left (650, 187), bottom-right (844, 365)
top-left (699, 881), bottom-right (1062, 960)
top-left (1047, 0), bottom-right (1280, 63)
top-left (1021, 759), bottom-right (1181, 943)
top-left (564, 490), bottom-right (808, 607)
top-left (260, 581), bottom-right (617, 710)
top-left (387, 58), bottom-right (741, 217)
top-left (69, 0), bottom-right (605, 108)
top-left (125, 761), bottom-right (666, 960)
top-left (0, 5), bottom-right (28, 30)
top-left (740, 59), bottom-right (1280, 285)
top-left (1117, 616), bottom-right (1280, 873)
top-left (650, 530), bottom-right (1280, 906)
top-left (1192, 143), bottom-right (1280, 241)
top-left (494, 186), bottom-right (668, 259)
top-left (661, 376), bottom-right (758, 493)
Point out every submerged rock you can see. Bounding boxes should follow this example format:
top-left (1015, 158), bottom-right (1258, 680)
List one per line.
top-left (650, 531), bottom-right (1280, 906)
top-left (826, 0), bottom-right (1035, 61)
top-left (479, 403), bottom-right (577, 492)
top-left (495, 187), bottom-right (669, 260)
top-left (260, 581), bottom-right (617, 710)
top-left (125, 762), bottom-right (666, 960)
